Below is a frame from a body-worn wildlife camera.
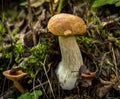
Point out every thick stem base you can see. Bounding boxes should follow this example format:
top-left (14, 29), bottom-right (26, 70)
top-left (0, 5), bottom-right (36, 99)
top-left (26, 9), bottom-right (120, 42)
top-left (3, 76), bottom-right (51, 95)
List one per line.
top-left (56, 36), bottom-right (83, 90)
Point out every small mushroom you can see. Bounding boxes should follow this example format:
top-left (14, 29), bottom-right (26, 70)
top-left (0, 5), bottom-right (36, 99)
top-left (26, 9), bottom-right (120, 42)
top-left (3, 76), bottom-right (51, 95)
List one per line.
top-left (48, 13), bottom-right (86, 90)
top-left (3, 69), bottom-right (27, 94)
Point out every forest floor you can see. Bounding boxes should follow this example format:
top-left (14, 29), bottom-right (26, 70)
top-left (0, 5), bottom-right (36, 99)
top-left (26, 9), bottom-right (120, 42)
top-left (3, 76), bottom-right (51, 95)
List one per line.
top-left (0, 0), bottom-right (120, 99)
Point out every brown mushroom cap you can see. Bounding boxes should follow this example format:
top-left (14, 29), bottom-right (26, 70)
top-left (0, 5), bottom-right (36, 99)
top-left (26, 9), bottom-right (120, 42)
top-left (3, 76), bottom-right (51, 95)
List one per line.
top-left (48, 13), bottom-right (86, 36)
top-left (3, 70), bottom-right (27, 81)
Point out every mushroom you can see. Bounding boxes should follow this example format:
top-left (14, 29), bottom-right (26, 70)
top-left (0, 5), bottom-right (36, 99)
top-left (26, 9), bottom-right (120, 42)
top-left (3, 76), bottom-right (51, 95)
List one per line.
top-left (3, 69), bottom-right (27, 94)
top-left (48, 13), bottom-right (86, 90)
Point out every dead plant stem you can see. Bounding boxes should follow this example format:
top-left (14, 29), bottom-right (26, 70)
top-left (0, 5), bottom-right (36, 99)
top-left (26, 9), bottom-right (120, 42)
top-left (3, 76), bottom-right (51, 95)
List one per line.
top-left (27, 0), bottom-right (37, 46)
top-left (37, 79), bottom-right (49, 99)
top-left (42, 55), bottom-right (55, 99)
top-left (33, 69), bottom-right (41, 99)
top-left (112, 47), bottom-right (118, 77)
top-left (30, 81), bottom-right (48, 91)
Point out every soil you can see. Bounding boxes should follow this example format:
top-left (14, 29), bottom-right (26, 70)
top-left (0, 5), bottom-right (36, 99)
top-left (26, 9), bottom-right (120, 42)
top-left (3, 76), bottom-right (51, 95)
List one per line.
top-left (0, 0), bottom-right (120, 99)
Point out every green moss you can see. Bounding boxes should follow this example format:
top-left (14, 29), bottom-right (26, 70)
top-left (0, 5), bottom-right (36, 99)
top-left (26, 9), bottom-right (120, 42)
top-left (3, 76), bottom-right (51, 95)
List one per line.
top-left (76, 36), bottom-right (92, 48)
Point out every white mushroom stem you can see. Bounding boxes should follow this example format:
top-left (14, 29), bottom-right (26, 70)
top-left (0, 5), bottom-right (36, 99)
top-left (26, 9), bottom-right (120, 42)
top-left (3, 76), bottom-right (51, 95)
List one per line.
top-left (55, 36), bottom-right (83, 90)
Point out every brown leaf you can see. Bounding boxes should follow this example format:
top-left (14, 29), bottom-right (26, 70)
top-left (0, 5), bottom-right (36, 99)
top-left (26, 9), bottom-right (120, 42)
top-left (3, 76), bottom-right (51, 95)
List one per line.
top-left (95, 78), bottom-right (116, 99)
top-left (112, 76), bottom-right (120, 91)
top-left (30, 0), bottom-right (45, 8)
top-left (79, 65), bottom-right (96, 87)
top-left (81, 78), bottom-right (92, 87)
